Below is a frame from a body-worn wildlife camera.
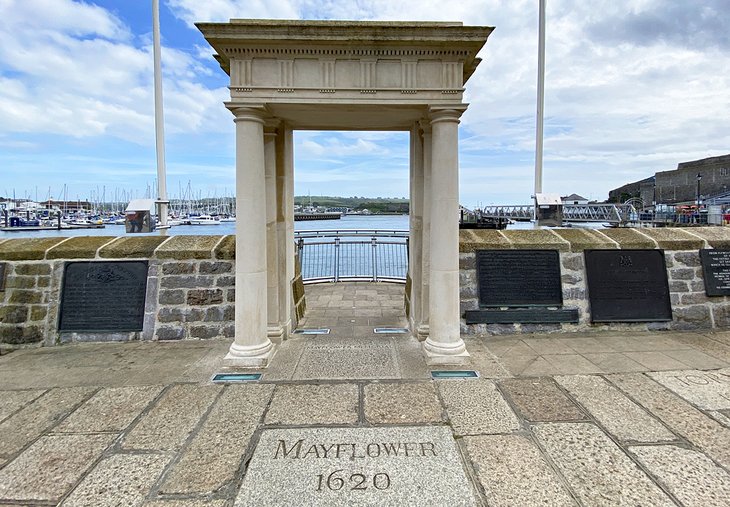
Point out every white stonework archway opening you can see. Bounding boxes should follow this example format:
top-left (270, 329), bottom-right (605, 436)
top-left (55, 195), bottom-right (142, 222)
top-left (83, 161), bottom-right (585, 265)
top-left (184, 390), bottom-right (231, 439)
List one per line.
top-left (197, 19), bottom-right (493, 367)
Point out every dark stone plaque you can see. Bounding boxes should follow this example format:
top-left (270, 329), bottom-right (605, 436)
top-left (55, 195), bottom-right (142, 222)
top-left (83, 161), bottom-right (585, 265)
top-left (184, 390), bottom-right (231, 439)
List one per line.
top-left (464, 308), bottom-right (579, 324)
top-left (700, 249), bottom-right (730, 296)
top-left (584, 249), bottom-right (672, 322)
top-left (476, 250), bottom-right (562, 307)
top-left (59, 261), bottom-right (149, 332)
top-left (0, 262), bottom-right (6, 291)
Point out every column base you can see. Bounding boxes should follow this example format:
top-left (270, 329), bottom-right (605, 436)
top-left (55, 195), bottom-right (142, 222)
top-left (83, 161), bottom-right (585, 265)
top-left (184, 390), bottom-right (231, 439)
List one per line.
top-left (267, 325), bottom-right (285, 343)
top-left (224, 339), bottom-right (276, 368)
top-left (416, 324), bottom-right (430, 342)
top-left (422, 337), bottom-right (469, 365)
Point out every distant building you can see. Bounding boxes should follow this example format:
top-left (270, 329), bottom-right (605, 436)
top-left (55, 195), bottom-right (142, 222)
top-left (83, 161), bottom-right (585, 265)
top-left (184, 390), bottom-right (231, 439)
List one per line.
top-left (561, 194), bottom-right (589, 205)
top-left (608, 154), bottom-right (730, 205)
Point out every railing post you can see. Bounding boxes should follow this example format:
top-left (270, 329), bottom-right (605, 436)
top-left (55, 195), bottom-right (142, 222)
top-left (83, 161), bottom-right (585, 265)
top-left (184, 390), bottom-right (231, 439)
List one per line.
top-left (371, 236), bottom-right (378, 282)
top-left (297, 238), bottom-right (305, 278)
top-left (333, 237), bottom-right (340, 282)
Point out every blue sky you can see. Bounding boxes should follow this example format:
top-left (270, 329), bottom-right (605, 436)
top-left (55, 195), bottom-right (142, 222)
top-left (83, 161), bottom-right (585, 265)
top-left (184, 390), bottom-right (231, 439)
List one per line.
top-left (1, 0), bottom-right (728, 207)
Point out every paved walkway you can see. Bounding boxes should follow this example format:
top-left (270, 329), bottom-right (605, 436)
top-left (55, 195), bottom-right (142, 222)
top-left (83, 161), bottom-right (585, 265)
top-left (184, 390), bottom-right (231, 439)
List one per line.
top-left (0, 283), bottom-right (729, 506)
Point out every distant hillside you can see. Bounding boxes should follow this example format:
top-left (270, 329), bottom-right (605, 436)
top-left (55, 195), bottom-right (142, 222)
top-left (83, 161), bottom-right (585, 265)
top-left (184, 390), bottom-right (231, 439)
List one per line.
top-left (295, 196), bottom-right (409, 214)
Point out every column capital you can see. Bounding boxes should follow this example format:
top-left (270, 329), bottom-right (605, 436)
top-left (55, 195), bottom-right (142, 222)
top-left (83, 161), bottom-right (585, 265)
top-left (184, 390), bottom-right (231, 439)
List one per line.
top-left (428, 105), bottom-right (468, 125)
top-left (264, 118), bottom-right (281, 136)
top-left (226, 103), bottom-right (269, 124)
top-left (419, 118), bottom-right (432, 134)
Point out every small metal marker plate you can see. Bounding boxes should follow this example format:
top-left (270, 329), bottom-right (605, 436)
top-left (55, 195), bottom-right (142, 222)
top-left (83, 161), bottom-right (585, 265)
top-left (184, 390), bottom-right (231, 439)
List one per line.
top-left (431, 370), bottom-right (480, 379)
top-left (212, 373), bottom-right (262, 383)
top-left (373, 327), bottom-right (409, 334)
top-left (294, 328), bottom-right (330, 335)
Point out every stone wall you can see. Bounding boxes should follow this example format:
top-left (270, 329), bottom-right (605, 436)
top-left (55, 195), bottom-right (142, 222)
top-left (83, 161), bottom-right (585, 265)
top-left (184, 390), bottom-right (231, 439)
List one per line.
top-left (0, 235), bottom-right (235, 347)
top-left (459, 227), bottom-right (730, 336)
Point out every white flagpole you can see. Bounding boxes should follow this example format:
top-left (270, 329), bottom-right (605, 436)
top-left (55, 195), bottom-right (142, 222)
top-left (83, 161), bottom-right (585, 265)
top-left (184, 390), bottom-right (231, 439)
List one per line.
top-left (534, 0), bottom-right (546, 219)
top-left (153, 0), bottom-right (169, 230)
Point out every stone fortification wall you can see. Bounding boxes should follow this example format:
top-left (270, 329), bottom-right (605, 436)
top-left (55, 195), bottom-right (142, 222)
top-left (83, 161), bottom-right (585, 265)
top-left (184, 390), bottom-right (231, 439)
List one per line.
top-left (656, 154), bottom-right (730, 204)
top-left (0, 235), bottom-right (235, 347)
top-left (459, 227), bottom-right (730, 336)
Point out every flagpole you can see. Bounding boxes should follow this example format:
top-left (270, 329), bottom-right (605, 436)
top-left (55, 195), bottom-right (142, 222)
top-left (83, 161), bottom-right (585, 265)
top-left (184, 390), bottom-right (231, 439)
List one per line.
top-left (153, 0), bottom-right (169, 230)
top-left (534, 0), bottom-right (546, 220)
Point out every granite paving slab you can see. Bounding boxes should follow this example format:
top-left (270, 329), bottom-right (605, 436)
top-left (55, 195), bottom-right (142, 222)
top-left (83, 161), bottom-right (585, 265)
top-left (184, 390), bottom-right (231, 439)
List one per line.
top-left (61, 453), bottom-right (170, 507)
top-left (581, 352), bottom-right (646, 373)
top-left (556, 375), bottom-right (675, 443)
top-left (498, 377), bottom-right (585, 422)
top-left (608, 373), bottom-right (730, 469)
top-left (234, 426), bottom-right (477, 507)
top-left (292, 341), bottom-right (401, 380)
top-left (438, 380), bottom-right (520, 436)
top-left (160, 384), bottom-right (275, 495)
top-left (122, 384), bottom-right (222, 451)
top-left (533, 423), bottom-right (674, 506)
top-left (623, 351), bottom-right (690, 370)
top-left (0, 434), bottom-right (115, 503)
top-left (647, 369), bottom-right (730, 410)
top-left (0, 389), bottom-right (46, 422)
top-left (662, 349), bottom-right (728, 369)
top-left (364, 382), bottom-right (443, 424)
top-left (57, 385), bottom-right (163, 433)
top-left (144, 501), bottom-right (228, 507)
top-left (630, 444), bottom-right (730, 507)
top-left (265, 384), bottom-right (359, 426)
top-left (463, 434), bottom-right (577, 506)
top-left (0, 386), bottom-right (95, 458)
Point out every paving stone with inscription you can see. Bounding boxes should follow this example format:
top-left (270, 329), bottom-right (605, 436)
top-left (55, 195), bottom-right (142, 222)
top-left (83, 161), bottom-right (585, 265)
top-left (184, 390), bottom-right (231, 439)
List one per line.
top-left (463, 434), bottom-right (577, 506)
top-left (0, 434), bottom-right (115, 503)
top-left (499, 377), bottom-right (585, 422)
top-left (57, 385), bottom-right (163, 433)
top-left (630, 445), bottom-right (730, 507)
top-left (0, 389), bottom-right (46, 422)
top-left (556, 375), bottom-right (675, 443)
top-left (122, 384), bottom-right (221, 451)
top-left (438, 380), bottom-right (520, 436)
top-left (364, 382), bottom-right (443, 424)
top-left (609, 373), bottom-right (730, 469)
top-left (0, 386), bottom-right (95, 458)
top-left (265, 384), bottom-right (359, 425)
top-left (647, 369), bottom-right (730, 410)
top-left (234, 426), bottom-right (477, 507)
top-left (161, 384), bottom-right (275, 495)
top-left (61, 453), bottom-right (170, 507)
top-left (533, 423), bottom-right (674, 506)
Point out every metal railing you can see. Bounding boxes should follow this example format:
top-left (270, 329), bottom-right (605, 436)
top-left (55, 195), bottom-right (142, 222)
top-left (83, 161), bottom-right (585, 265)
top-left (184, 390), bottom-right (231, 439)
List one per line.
top-left (295, 229), bottom-right (409, 284)
top-left (478, 203), bottom-right (638, 225)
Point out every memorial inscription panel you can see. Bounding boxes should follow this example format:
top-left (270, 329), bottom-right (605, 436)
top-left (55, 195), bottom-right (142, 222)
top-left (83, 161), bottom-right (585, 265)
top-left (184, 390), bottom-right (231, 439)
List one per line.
top-left (0, 262), bottom-right (6, 291)
top-left (235, 426), bottom-right (477, 506)
top-left (584, 249), bottom-right (672, 322)
top-left (59, 261), bottom-right (149, 332)
top-left (699, 249), bottom-right (730, 296)
top-left (476, 250), bottom-right (562, 307)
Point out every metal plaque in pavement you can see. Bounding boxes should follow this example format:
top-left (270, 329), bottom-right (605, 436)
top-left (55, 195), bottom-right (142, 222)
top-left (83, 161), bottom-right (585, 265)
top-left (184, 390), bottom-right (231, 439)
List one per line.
top-left (235, 426), bottom-right (477, 507)
top-left (476, 250), bottom-right (562, 307)
top-left (699, 249), bottom-right (730, 296)
top-left (59, 261), bottom-right (149, 332)
top-left (584, 249), bottom-right (672, 322)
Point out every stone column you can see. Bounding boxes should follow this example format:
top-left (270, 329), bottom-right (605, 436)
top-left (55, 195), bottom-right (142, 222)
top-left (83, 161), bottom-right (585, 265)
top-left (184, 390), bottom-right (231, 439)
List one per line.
top-left (277, 125), bottom-right (295, 332)
top-left (423, 107), bottom-right (469, 363)
top-left (418, 119), bottom-right (432, 341)
top-left (226, 106), bottom-right (275, 366)
top-left (265, 121), bottom-right (283, 342)
top-left (409, 123), bottom-right (424, 331)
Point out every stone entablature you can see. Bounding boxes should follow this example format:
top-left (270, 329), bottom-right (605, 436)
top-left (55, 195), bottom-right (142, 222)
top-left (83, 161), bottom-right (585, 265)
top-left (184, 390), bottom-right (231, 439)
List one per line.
top-left (459, 227), bottom-right (730, 335)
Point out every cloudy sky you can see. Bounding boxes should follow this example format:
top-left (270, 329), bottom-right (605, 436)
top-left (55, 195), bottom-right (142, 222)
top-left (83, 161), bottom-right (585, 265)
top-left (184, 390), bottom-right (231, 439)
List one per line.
top-left (1, 0), bottom-right (728, 207)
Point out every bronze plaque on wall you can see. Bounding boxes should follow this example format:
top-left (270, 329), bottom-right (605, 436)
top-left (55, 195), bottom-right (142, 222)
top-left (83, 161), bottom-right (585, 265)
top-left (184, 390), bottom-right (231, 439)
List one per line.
top-left (476, 250), bottom-right (562, 307)
top-left (584, 249), bottom-right (672, 322)
top-left (59, 261), bottom-right (149, 332)
top-left (700, 249), bottom-right (730, 296)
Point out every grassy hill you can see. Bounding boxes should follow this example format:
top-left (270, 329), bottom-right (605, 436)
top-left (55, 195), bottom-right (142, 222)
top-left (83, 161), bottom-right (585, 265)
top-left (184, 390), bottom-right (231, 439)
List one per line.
top-left (295, 196), bottom-right (409, 214)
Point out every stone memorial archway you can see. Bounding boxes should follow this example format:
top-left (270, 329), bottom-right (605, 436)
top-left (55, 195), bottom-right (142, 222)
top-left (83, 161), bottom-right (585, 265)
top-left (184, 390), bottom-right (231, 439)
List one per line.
top-left (197, 19), bottom-right (493, 366)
